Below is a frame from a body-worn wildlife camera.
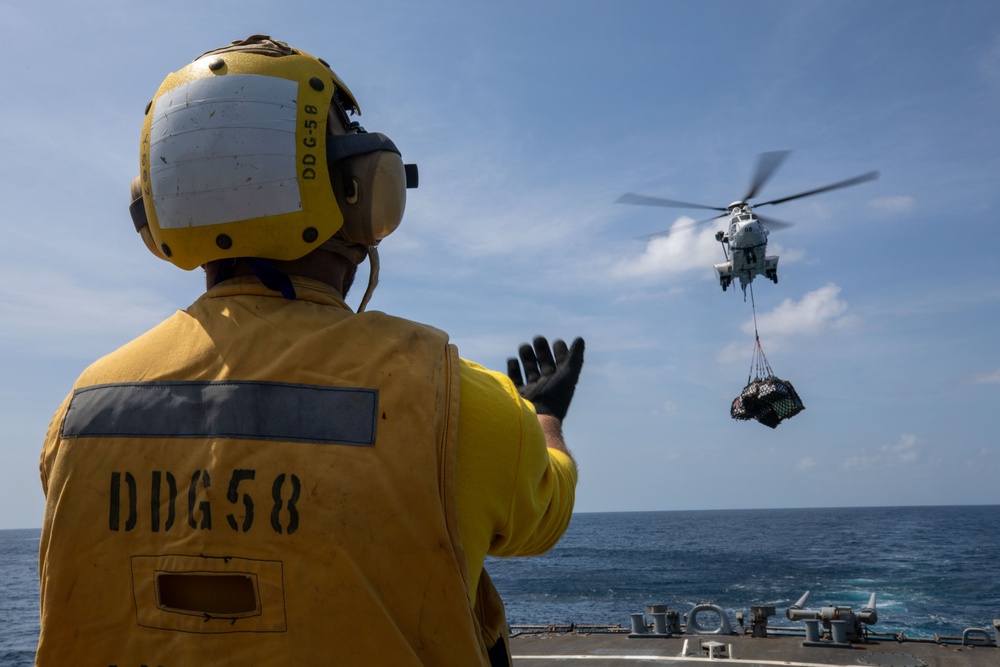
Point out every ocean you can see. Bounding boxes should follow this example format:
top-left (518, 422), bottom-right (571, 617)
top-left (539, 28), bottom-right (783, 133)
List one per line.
top-left (3, 506), bottom-right (998, 665)
top-left (486, 506), bottom-right (1000, 636)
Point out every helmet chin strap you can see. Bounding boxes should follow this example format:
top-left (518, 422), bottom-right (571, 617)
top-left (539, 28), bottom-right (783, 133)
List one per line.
top-left (357, 246), bottom-right (380, 313)
top-left (211, 257), bottom-right (297, 300)
top-left (246, 258), bottom-right (297, 300)
top-left (211, 238), bottom-right (378, 311)
top-left (318, 237), bottom-right (380, 313)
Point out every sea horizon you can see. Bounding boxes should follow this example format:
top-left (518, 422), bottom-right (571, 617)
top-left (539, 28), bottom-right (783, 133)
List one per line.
top-left (4, 501), bottom-right (997, 533)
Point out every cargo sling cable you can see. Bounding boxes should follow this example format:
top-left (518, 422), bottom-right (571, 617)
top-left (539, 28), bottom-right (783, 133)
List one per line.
top-left (730, 280), bottom-right (805, 428)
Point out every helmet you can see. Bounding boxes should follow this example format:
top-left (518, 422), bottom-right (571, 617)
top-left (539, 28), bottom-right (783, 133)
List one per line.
top-left (130, 35), bottom-right (417, 271)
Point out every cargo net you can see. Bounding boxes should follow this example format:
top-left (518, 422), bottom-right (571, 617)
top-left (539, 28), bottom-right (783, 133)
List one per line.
top-left (731, 335), bottom-right (805, 429)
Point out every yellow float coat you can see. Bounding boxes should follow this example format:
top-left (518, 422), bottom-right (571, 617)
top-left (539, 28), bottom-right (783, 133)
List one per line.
top-left (38, 277), bottom-right (576, 666)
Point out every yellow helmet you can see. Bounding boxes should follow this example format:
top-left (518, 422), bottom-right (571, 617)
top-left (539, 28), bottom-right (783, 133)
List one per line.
top-left (130, 35), bottom-right (416, 270)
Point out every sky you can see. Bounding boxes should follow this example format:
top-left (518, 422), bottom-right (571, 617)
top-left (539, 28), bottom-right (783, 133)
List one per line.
top-left (1, 0), bottom-right (998, 529)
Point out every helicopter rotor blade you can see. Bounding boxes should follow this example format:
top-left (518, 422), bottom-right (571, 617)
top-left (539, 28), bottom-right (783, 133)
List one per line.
top-left (755, 214), bottom-right (794, 230)
top-left (744, 150), bottom-right (792, 201)
top-left (616, 192), bottom-right (727, 212)
top-left (636, 212), bottom-right (728, 240)
top-left (755, 170), bottom-right (880, 208)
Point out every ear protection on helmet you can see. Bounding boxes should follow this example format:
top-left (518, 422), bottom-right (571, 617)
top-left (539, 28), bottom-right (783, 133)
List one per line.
top-left (129, 129), bottom-right (418, 260)
top-left (129, 175), bottom-right (166, 260)
top-left (326, 131), bottom-right (418, 246)
top-left (128, 35), bottom-right (417, 270)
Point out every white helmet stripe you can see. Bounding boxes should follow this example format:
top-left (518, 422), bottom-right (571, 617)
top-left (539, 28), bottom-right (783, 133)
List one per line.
top-left (149, 74), bottom-right (301, 229)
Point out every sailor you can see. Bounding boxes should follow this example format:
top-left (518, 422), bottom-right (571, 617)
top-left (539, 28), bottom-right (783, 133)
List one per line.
top-left (37, 35), bottom-right (584, 666)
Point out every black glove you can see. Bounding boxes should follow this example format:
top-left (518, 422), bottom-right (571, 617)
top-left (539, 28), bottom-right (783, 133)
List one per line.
top-left (506, 336), bottom-right (585, 421)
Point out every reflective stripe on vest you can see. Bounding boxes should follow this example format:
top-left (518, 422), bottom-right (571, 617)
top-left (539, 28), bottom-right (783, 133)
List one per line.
top-left (63, 380), bottom-right (378, 446)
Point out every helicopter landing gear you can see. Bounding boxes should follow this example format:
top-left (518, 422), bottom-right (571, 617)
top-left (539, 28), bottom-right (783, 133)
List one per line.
top-left (766, 269), bottom-right (778, 284)
top-left (721, 277), bottom-right (732, 291)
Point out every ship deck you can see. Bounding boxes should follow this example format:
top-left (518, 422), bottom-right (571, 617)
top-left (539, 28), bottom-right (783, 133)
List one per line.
top-left (509, 627), bottom-right (997, 666)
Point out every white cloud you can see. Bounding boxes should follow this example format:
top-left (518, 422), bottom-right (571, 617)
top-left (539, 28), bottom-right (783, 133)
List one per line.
top-left (969, 368), bottom-right (1000, 385)
top-left (843, 433), bottom-right (925, 471)
top-left (797, 457), bottom-right (817, 471)
top-left (740, 283), bottom-right (860, 338)
top-left (611, 217), bottom-right (726, 280)
top-left (868, 195), bottom-right (916, 216)
top-left (883, 434), bottom-right (922, 463)
top-left (655, 400), bottom-right (680, 416)
top-left (716, 340), bottom-right (751, 364)
top-left (768, 242), bottom-right (807, 266)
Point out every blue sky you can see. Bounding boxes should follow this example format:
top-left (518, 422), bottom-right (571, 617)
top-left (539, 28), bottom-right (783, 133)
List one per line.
top-left (1, 1), bottom-right (998, 529)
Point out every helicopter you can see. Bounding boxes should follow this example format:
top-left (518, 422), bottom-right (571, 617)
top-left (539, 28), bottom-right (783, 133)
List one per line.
top-left (616, 151), bottom-right (879, 295)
